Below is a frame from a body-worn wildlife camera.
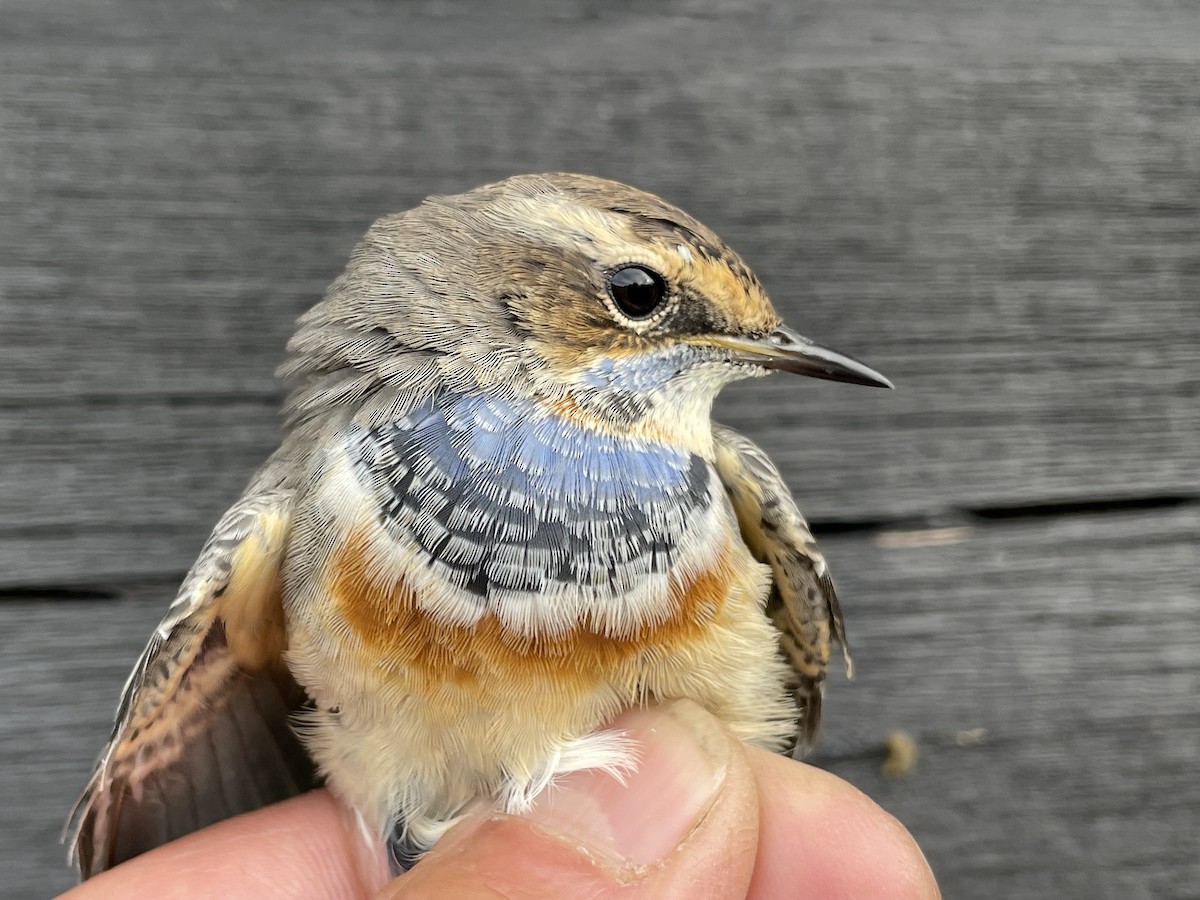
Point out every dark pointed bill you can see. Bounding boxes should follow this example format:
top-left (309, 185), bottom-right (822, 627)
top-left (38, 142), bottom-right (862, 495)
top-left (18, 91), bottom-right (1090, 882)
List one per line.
top-left (708, 326), bottom-right (894, 389)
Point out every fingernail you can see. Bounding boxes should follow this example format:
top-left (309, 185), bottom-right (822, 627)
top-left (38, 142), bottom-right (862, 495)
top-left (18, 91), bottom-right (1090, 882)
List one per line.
top-left (523, 700), bottom-right (729, 866)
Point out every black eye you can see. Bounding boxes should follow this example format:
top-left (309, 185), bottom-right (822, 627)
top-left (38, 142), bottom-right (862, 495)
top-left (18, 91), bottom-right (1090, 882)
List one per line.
top-left (608, 265), bottom-right (667, 319)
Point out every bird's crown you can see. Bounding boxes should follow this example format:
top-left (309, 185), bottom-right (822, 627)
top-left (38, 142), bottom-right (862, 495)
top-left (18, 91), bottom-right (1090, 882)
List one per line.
top-left (281, 174), bottom-right (888, 443)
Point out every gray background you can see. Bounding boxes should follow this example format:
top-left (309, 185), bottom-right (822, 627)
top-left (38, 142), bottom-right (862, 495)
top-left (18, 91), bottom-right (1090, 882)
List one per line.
top-left (2, 1), bottom-right (1198, 897)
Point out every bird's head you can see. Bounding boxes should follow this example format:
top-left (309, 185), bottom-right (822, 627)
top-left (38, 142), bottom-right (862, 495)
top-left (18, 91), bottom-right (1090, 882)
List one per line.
top-left (283, 174), bottom-right (890, 450)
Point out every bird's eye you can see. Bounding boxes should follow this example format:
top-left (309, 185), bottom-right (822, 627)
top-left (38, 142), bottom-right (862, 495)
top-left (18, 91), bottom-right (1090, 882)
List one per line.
top-left (608, 266), bottom-right (667, 319)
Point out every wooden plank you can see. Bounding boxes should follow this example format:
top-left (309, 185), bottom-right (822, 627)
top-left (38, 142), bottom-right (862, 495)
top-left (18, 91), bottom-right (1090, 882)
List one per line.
top-left (814, 505), bottom-right (1200, 899)
top-left (3, 506), bottom-right (1196, 899)
top-left (3, 1), bottom-right (1199, 586)
top-left (0, 400), bottom-right (279, 587)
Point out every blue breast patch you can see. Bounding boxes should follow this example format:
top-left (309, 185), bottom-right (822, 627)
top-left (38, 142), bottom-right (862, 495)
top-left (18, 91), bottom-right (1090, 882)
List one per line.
top-left (350, 389), bottom-right (712, 598)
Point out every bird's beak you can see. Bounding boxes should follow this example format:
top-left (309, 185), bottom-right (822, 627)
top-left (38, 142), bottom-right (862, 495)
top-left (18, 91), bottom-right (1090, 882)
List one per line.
top-left (706, 325), bottom-right (894, 389)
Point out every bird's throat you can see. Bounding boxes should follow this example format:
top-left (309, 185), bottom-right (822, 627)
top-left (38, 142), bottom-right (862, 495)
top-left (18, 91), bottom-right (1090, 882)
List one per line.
top-left (348, 388), bottom-right (719, 621)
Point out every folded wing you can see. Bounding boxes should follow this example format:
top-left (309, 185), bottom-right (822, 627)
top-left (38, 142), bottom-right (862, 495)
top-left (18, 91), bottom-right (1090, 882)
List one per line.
top-left (67, 481), bottom-right (318, 877)
top-left (712, 423), bottom-right (851, 748)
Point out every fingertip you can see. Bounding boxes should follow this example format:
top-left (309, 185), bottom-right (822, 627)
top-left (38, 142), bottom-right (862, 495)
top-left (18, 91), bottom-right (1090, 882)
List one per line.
top-left (59, 790), bottom-right (386, 900)
top-left (376, 815), bottom-right (615, 899)
top-left (746, 748), bottom-right (940, 900)
top-left (380, 701), bottom-right (762, 900)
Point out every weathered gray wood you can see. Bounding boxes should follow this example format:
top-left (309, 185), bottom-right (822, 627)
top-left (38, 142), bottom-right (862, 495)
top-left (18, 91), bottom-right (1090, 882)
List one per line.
top-left (2, 508), bottom-right (1196, 899)
top-left (817, 505), bottom-right (1200, 900)
top-left (3, 2), bottom-right (1200, 898)
top-left (2, 0), bottom-right (1198, 586)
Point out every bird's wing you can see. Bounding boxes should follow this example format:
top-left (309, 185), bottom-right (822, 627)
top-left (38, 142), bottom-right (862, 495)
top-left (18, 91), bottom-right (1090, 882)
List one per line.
top-left (711, 423), bottom-right (851, 749)
top-left (66, 481), bottom-right (318, 878)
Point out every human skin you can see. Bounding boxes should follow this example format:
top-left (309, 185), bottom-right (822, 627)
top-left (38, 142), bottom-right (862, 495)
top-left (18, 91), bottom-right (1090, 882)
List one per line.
top-left (62, 702), bottom-right (940, 900)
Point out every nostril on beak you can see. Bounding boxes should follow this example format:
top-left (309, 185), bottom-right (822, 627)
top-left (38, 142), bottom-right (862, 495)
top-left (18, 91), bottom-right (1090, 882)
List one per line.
top-left (767, 328), bottom-right (801, 348)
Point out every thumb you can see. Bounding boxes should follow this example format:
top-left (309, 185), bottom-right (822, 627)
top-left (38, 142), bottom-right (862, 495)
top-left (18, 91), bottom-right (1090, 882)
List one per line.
top-left (377, 700), bottom-right (759, 900)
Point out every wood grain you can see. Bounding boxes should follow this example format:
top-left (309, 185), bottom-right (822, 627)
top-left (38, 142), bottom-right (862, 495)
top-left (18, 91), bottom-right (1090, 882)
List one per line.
top-left (3, 508), bottom-right (1196, 898)
top-left (2, 1), bottom-right (1198, 897)
top-left (3, 0), bottom-right (1197, 586)
top-left (816, 506), bottom-right (1200, 899)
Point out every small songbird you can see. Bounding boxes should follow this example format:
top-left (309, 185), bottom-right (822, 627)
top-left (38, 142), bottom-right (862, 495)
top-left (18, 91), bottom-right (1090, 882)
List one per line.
top-left (67, 173), bottom-right (892, 877)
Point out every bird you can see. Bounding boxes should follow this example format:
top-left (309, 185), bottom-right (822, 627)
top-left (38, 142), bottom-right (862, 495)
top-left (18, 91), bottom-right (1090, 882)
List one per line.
top-left (66, 173), bottom-right (892, 878)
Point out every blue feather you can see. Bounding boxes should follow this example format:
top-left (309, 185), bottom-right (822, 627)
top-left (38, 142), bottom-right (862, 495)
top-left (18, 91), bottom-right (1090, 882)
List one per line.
top-left (352, 387), bottom-right (710, 596)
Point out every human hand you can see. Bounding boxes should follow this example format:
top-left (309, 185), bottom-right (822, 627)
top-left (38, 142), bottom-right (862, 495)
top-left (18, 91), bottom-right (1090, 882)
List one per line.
top-left (61, 701), bottom-right (939, 899)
